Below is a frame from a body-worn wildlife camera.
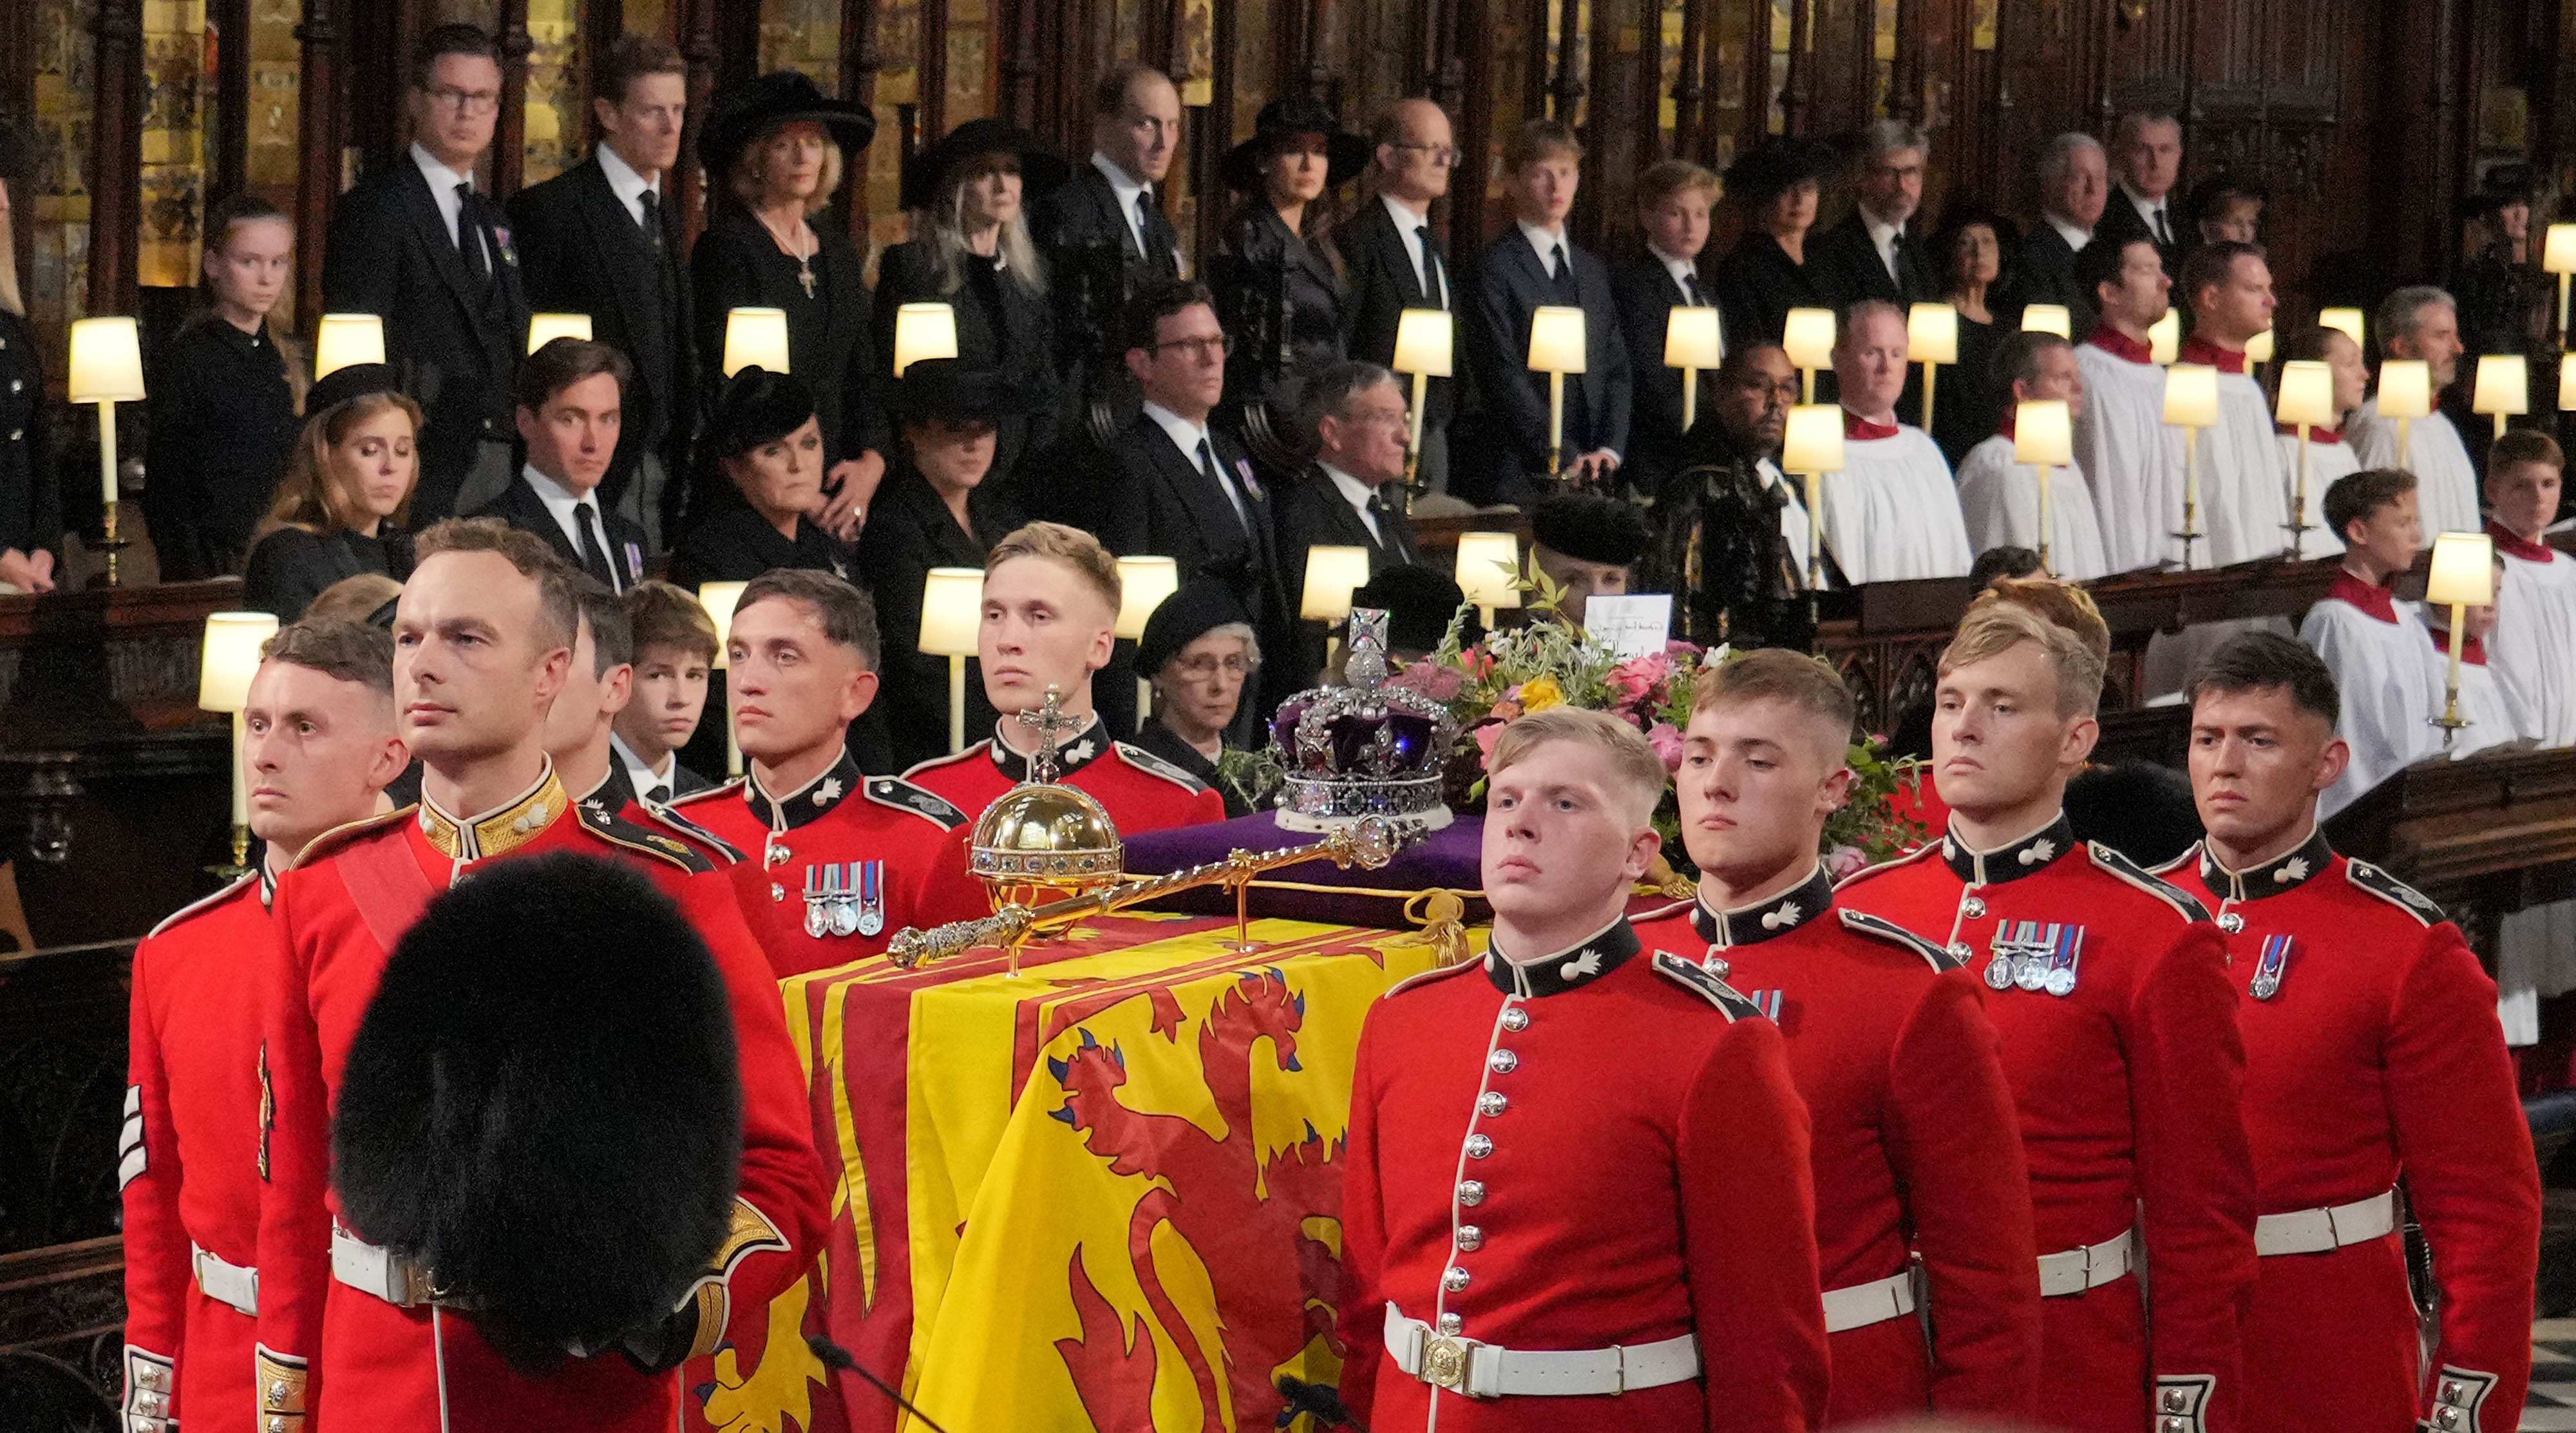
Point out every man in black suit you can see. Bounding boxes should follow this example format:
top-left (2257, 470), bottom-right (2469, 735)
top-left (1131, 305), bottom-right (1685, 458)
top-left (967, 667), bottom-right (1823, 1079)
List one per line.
top-left (2020, 131), bottom-right (2110, 336)
top-left (2091, 109), bottom-right (2187, 281)
top-left (1461, 117), bottom-right (1633, 504)
top-left (321, 24), bottom-right (529, 523)
top-left (1032, 66), bottom-right (1185, 406)
top-left (1609, 158), bottom-right (1722, 501)
top-left (1273, 360), bottom-right (1423, 685)
top-left (1337, 97), bottom-right (1463, 494)
top-left (1810, 117), bottom-right (1938, 313)
top-left (506, 35), bottom-right (694, 556)
top-left (473, 337), bottom-right (649, 592)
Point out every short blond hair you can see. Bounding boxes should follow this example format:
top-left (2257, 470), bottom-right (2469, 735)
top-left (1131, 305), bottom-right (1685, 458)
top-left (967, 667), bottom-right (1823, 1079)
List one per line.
top-left (1488, 708), bottom-right (1667, 827)
top-left (1690, 649), bottom-right (1854, 763)
top-left (1635, 158), bottom-right (1718, 213)
top-left (729, 124), bottom-right (846, 217)
top-left (1940, 601), bottom-right (2104, 717)
top-left (986, 521), bottom-right (1122, 620)
top-left (1973, 578), bottom-right (2110, 666)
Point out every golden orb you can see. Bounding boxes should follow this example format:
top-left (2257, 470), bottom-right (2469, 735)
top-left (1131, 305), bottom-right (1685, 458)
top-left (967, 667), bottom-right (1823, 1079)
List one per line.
top-left (969, 781), bottom-right (1124, 910)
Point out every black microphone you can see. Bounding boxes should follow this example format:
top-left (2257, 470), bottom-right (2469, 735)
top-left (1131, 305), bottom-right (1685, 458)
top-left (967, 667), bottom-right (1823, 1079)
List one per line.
top-left (808, 1334), bottom-right (954, 1433)
top-left (1276, 1374), bottom-right (1370, 1431)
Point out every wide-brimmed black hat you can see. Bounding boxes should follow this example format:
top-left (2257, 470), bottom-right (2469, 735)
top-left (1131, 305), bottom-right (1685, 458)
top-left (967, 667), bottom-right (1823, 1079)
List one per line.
top-left (1137, 579), bottom-right (1255, 677)
top-left (1723, 137), bottom-right (1839, 205)
top-left (900, 117), bottom-right (1072, 213)
top-left (706, 366), bottom-right (819, 460)
top-left (1222, 94), bottom-right (1370, 193)
top-left (697, 71), bottom-right (877, 178)
top-left (2469, 162), bottom-right (2535, 217)
top-left (1531, 493), bottom-right (1651, 567)
top-left (306, 363), bottom-right (407, 418)
top-left (889, 357), bottom-right (1040, 426)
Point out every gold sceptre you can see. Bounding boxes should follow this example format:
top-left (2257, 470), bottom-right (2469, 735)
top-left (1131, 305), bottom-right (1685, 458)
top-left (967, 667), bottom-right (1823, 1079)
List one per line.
top-left (888, 817), bottom-right (1414, 976)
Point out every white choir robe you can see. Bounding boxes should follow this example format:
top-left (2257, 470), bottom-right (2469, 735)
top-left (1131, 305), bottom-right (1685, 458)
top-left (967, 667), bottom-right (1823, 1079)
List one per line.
top-left (1954, 436), bottom-right (2111, 580)
top-left (2443, 643), bottom-right (2536, 760)
top-left (2479, 529), bottom-right (2576, 1045)
top-left (2074, 341), bottom-right (2186, 573)
top-left (2196, 363), bottom-right (2293, 567)
top-left (1815, 426), bottom-right (1974, 584)
top-left (1757, 456), bottom-right (1819, 588)
top-left (2349, 399), bottom-right (2485, 538)
top-left (2298, 578), bottom-right (2449, 820)
top-left (2273, 427), bottom-right (2354, 560)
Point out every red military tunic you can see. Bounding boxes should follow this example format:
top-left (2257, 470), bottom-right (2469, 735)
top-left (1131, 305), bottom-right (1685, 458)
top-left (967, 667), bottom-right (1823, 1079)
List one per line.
top-left (254, 764), bottom-right (829, 1433)
top-left (1631, 864), bottom-right (2042, 1425)
top-left (2160, 830), bottom-right (2539, 1433)
top-left (672, 752), bottom-right (987, 978)
top-left (1836, 814), bottom-right (2257, 1433)
top-left (1336, 917), bottom-right (1830, 1432)
top-left (901, 716), bottom-right (1227, 831)
top-left (122, 870), bottom-right (276, 1433)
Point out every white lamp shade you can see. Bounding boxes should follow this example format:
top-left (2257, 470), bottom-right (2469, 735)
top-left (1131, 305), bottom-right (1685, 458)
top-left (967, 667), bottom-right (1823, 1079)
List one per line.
top-left (2020, 304), bottom-right (2072, 339)
top-left (893, 302), bottom-right (960, 377)
top-left (526, 312), bottom-right (593, 352)
top-left (67, 317), bottom-right (146, 403)
top-left (2275, 359), bottom-right (2336, 428)
top-left (2013, 400), bottom-right (2073, 466)
top-left (2245, 328), bottom-right (2275, 365)
top-left (1907, 303), bottom-right (1959, 364)
top-left (2427, 531), bottom-right (2497, 607)
top-left (2376, 359), bottom-right (2432, 419)
top-left (2163, 364), bottom-right (2220, 428)
top-left (1393, 308), bottom-right (1455, 377)
top-left (1780, 403), bottom-right (1846, 474)
top-left (1663, 306), bottom-right (1724, 370)
top-left (2548, 224), bottom-right (2576, 275)
top-left (198, 612), bottom-right (280, 713)
top-left (2318, 308), bottom-right (2367, 350)
top-left (721, 307), bottom-right (792, 377)
top-left (1115, 555), bottom-right (1180, 640)
top-left (312, 314), bottom-right (387, 379)
top-left (918, 567), bottom-right (985, 658)
top-left (1526, 306), bottom-right (1587, 374)
top-left (2147, 309), bottom-right (2181, 366)
top-left (2472, 354), bottom-right (2529, 416)
top-left (1300, 546), bottom-right (1374, 623)
top-left (699, 581), bottom-right (749, 669)
top-left (2561, 355), bottom-right (2576, 412)
top-left (1454, 531), bottom-right (1523, 612)
top-left (1783, 307), bottom-right (1837, 369)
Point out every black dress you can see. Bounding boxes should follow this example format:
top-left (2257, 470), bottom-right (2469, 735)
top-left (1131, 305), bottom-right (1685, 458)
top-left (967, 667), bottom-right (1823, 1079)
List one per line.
top-left (1710, 232), bottom-right (1832, 350)
top-left (870, 241), bottom-right (1061, 487)
top-left (691, 209), bottom-right (891, 469)
top-left (0, 309), bottom-right (59, 569)
top-left (146, 316), bottom-right (301, 579)
top-left (855, 466), bottom-right (1024, 772)
top-left (1208, 205), bottom-right (1347, 432)
top-left (240, 525), bottom-right (415, 621)
top-left (665, 505), bottom-right (852, 593)
top-left (1132, 717), bottom-right (1251, 819)
top-left (1930, 309), bottom-right (2007, 466)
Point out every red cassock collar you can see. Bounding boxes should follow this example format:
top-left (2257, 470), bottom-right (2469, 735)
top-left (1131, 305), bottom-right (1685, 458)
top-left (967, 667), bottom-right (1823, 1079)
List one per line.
top-left (2327, 568), bottom-right (2400, 623)
top-left (2083, 323), bottom-right (2154, 365)
top-left (2488, 519), bottom-right (2557, 564)
top-left (2275, 421), bottom-right (2344, 444)
top-left (1842, 409), bottom-right (1900, 441)
top-left (2178, 336), bottom-right (2248, 374)
top-left (2427, 625), bottom-right (2490, 665)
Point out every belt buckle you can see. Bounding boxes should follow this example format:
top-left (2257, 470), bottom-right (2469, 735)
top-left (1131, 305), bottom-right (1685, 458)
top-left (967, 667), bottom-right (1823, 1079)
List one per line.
top-left (1421, 1334), bottom-right (1473, 1393)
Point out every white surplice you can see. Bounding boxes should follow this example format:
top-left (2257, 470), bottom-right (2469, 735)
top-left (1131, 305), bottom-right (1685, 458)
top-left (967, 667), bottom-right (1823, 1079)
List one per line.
top-left (1815, 424), bottom-right (1973, 584)
top-left (2477, 527), bottom-right (2576, 1045)
top-left (2196, 362), bottom-right (2291, 567)
top-left (2273, 428), bottom-right (2354, 560)
top-left (1953, 435), bottom-right (2111, 580)
top-left (2298, 575), bottom-right (2448, 820)
top-left (2349, 399), bottom-right (2485, 538)
top-left (2073, 338), bottom-right (2186, 574)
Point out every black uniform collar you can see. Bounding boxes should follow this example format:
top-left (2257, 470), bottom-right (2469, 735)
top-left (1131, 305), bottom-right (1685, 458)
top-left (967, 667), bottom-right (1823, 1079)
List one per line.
top-left (1483, 916), bottom-right (1642, 998)
top-left (1941, 811), bottom-right (2076, 886)
top-left (576, 760), bottom-right (638, 817)
top-left (748, 751), bottom-right (864, 831)
top-left (1692, 864), bottom-right (1834, 948)
top-left (2197, 826), bottom-right (2333, 903)
top-left (986, 716), bottom-right (1109, 782)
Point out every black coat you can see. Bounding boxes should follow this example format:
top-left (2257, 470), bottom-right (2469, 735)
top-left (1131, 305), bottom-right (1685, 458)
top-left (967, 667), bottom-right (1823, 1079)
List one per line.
top-left (321, 150), bottom-right (529, 520)
top-left (1638, 446), bottom-right (1814, 652)
top-left (1270, 462), bottom-right (1422, 689)
top-left (2092, 188), bottom-right (2186, 281)
top-left (854, 466), bottom-right (1023, 771)
top-left (506, 154), bottom-right (697, 515)
top-left (1208, 205), bottom-right (1348, 403)
top-left (0, 309), bottom-right (57, 562)
top-left (1607, 247), bottom-right (1721, 495)
top-left (1808, 210), bottom-right (1939, 310)
top-left (690, 209), bottom-right (889, 468)
top-left (240, 524), bottom-right (415, 622)
top-left (471, 474), bottom-right (650, 591)
top-left (1133, 717), bottom-right (1251, 819)
top-left (665, 505), bottom-right (851, 593)
top-left (144, 316), bottom-right (301, 579)
top-left (1334, 196), bottom-right (1460, 432)
top-left (1929, 310), bottom-right (2007, 466)
top-left (1031, 162), bottom-right (1182, 375)
top-left (1710, 232), bottom-right (1832, 349)
top-left (1104, 413), bottom-right (1288, 632)
top-left (2016, 220), bottom-right (2098, 337)
top-left (1460, 229), bottom-right (1633, 497)
top-left (870, 240), bottom-right (1061, 484)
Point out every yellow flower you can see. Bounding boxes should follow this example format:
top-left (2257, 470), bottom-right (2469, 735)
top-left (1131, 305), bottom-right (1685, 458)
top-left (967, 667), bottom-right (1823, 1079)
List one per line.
top-left (1518, 676), bottom-right (1564, 712)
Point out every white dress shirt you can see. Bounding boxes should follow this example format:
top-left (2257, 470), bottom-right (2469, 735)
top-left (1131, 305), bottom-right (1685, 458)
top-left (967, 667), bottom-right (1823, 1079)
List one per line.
top-left (1091, 153), bottom-right (1155, 259)
top-left (1381, 193), bottom-right (1448, 308)
top-left (521, 464), bottom-right (616, 580)
top-left (1862, 211), bottom-right (1906, 283)
top-left (1320, 460), bottom-right (1384, 543)
top-left (1519, 220), bottom-right (1571, 278)
top-left (611, 732), bottom-right (676, 805)
top-left (1647, 244), bottom-right (1702, 301)
top-left (1142, 401), bottom-right (1249, 531)
top-left (411, 142), bottom-right (488, 267)
top-left (594, 140), bottom-right (661, 228)
top-left (2045, 213), bottom-right (2092, 252)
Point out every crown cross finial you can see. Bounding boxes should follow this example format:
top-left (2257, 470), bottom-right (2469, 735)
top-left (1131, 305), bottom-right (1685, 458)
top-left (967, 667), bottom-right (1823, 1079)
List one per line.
top-left (1016, 685), bottom-right (1082, 784)
top-left (1345, 609), bottom-right (1391, 689)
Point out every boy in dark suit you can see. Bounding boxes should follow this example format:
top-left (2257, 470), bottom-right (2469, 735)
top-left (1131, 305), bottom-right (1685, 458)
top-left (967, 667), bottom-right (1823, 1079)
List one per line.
top-left (473, 337), bottom-right (649, 592)
top-left (1609, 158), bottom-right (1722, 500)
top-left (1338, 98), bottom-right (1463, 493)
top-left (321, 24), bottom-right (529, 522)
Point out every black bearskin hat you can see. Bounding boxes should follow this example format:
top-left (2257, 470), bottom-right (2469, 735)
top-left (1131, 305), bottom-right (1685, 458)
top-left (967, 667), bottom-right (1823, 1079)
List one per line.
top-left (2065, 759), bottom-right (2206, 870)
top-left (332, 852), bottom-right (743, 1373)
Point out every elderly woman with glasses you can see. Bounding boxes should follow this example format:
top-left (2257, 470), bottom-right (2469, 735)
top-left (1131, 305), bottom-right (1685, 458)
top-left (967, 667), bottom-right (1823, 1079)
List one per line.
top-left (1134, 580), bottom-right (1264, 817)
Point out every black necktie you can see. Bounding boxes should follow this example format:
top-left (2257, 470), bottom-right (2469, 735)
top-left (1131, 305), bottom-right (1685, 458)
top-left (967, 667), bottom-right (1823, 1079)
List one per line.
top-left (1417, 225), bottom-right (1443, 306)
top-left (2153, 207), bottom-right (2172, 245)
top-left (645, 782), bottom-right (672, 806)
top-left (457, 183), bottom-right (491, 285)
top-left (1198, 437), bottom-right (1252, 539)
top-left (638, 187), bottom-right (664, 256)
top-left (574, 500), bottom-right (618, 589)
top-left (1135, 188), bottom-right (1157, 260)
top-left (1682, 270), bottom-right (1704, 305)
top-left (1549, 242), bottom-right (1569, 285)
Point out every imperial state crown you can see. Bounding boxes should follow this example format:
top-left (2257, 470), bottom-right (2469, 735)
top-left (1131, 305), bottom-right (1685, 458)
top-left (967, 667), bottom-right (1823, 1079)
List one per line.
top-left (1269, 608), bottom-right (1457, 832)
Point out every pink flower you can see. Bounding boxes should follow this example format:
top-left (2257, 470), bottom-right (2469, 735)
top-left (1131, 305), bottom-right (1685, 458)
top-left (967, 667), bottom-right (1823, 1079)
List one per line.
top-left (1472, 718), bottom-right (1507, 761)
top-left (1824, 844), bottom-right (1873, 881)
top-left (1389, 661), bottom-right (1466, 703)
top-left (1645, 721), bottom-right (1685, 772)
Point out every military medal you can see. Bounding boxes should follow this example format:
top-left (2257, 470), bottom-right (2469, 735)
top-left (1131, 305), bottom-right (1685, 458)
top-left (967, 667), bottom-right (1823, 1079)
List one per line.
top-left (827, 864), bottom-right (862, 938)
top-left (1984, 945), bottom-right (2015, 991)
top-left (1991, 920), bottom-right (2085, 996)
top-left (2040, 924), bottom-right (2085, 997)
top-left (2250, 933), bottom-right (2293, 1000)
top-left (802, 866), bottom-right (829, 939)
top-left (855, 860), bottom-right (886, 936)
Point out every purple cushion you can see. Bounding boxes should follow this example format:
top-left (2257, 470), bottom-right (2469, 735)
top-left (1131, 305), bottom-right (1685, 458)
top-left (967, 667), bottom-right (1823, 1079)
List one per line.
top-left (1121, 813), bottom-right (1491, 929)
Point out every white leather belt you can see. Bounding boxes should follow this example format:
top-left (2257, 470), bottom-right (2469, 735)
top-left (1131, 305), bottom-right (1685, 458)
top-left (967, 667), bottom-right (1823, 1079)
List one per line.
top-left (1384, 1304), bottom-right (1700, 1398)
top-left (2254, 1189), bottom-right (2396, 1257)
top-left (1820, 1269), bottom-right (1916, 1333)
top-left (330, 1226), bottom-right (445, 1309)
top-left (2036, 1227), bottom-right (2136, 1298)
top-left (191, 1243), bottom-right (258, 1316)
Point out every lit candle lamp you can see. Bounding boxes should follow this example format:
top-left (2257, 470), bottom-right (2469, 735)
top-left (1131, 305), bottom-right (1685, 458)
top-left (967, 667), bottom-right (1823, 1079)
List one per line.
top-left (1908, 303), bottom-right (1958, 435)
top-left (1300, 545), bottom-right (1373, 672)
top-left (68, 316), bottom-right (147, 585)
top-left (2163, 363), bottom-right (2220, 564)
top-left (1392, 308), bottom-right (1454, 492)
top-left (1664, 306), bottom-right (1724, 434)
top-left (892, 302), bottom-right (960, 377)
top-left (2013, 399), bottom-right (2072, 575)
top-left (2275, 359), bottom-right (2335, 559)
top-left (2472, 354), bottom-right (2528, 442)
top-left (699, 581), bottom-right (750, 775)
top-left (526, 312), bottom-right (593, 352)
top-left (200, 611), bottom-right (280, 878)
top-left (312, 313), bottom-right (386, 379)
top-left (1454, 531), bottom-right (1522, 629)
top-left (2318, 307), bottom-right (2366, 352)
top-left (1526, 307), bottom-right (1587, 480)
top-left (2020, 305), bottom-right (2072, 339)
top-left (2245, 327), bottom-right (2274, 382)
top-left (2375, 359), bottom-right (2431, 467)
top-left (2147, 308), bottom-right (2181, 366)
top-left (2549, 225), bottom-right (2576, 339)
top-left (1783, 308), bottom-right (1836, 404)
top-left (1781, 404), bottom-right (1845, 591)
top-left (1115, 555), bottom-right (1179, 733)
top-left (2425, 531), bottom-right (2496, 746)
top-left (919, 567), bottom-right (985, 754)
top-left (721, 307), bottom-right (792, 376)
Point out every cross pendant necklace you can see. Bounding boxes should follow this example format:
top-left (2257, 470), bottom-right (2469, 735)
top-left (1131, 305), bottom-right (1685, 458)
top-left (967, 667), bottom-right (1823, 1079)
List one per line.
top-left (764, 211), bottom-right (818, 299)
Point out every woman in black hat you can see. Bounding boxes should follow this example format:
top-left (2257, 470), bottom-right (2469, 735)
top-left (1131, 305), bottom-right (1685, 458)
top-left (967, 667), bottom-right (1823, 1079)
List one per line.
top-left (1207, 95), bottom-right (1365, 440)
top-left (1710, 137), bottom-right (1839, 348)
top-left (2456, 164), bottom-right (2548, 364)
top-left (873, 118), bottom-right (1071, 493)
top-left (241, 364), bottom-right (422, 620)
top-left (689, 72), bottom-right (887, 538)
top-left (0, 125), bottom-right (58, 594)
top-left (1133, 579), bottom-right (1264, 817)
top-left (667, 367), bottom-right (855, 592)
top-left (858, 357), bottom-right (1034, 770)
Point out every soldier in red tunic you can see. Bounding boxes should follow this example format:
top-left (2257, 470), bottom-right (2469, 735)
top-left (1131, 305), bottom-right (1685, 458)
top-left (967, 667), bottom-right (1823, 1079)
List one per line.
top-left (1631, 649), bottom-right (2040, 1425)
top-left (2159, 632), bottom-right (2538, 1433)
top-left (123, 621), bottom-right (411, 1433)
top-left (1338, 708), bottom-right (1829, 1432)
top-left (668, 569), bottom-right (986, 977)
top-left (902, 521), bottom-right (1226, 830)
top-left (254, 519), bottom-right (827, 1433)
top-left (1835, 594), bottom-right (2257, 1433)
